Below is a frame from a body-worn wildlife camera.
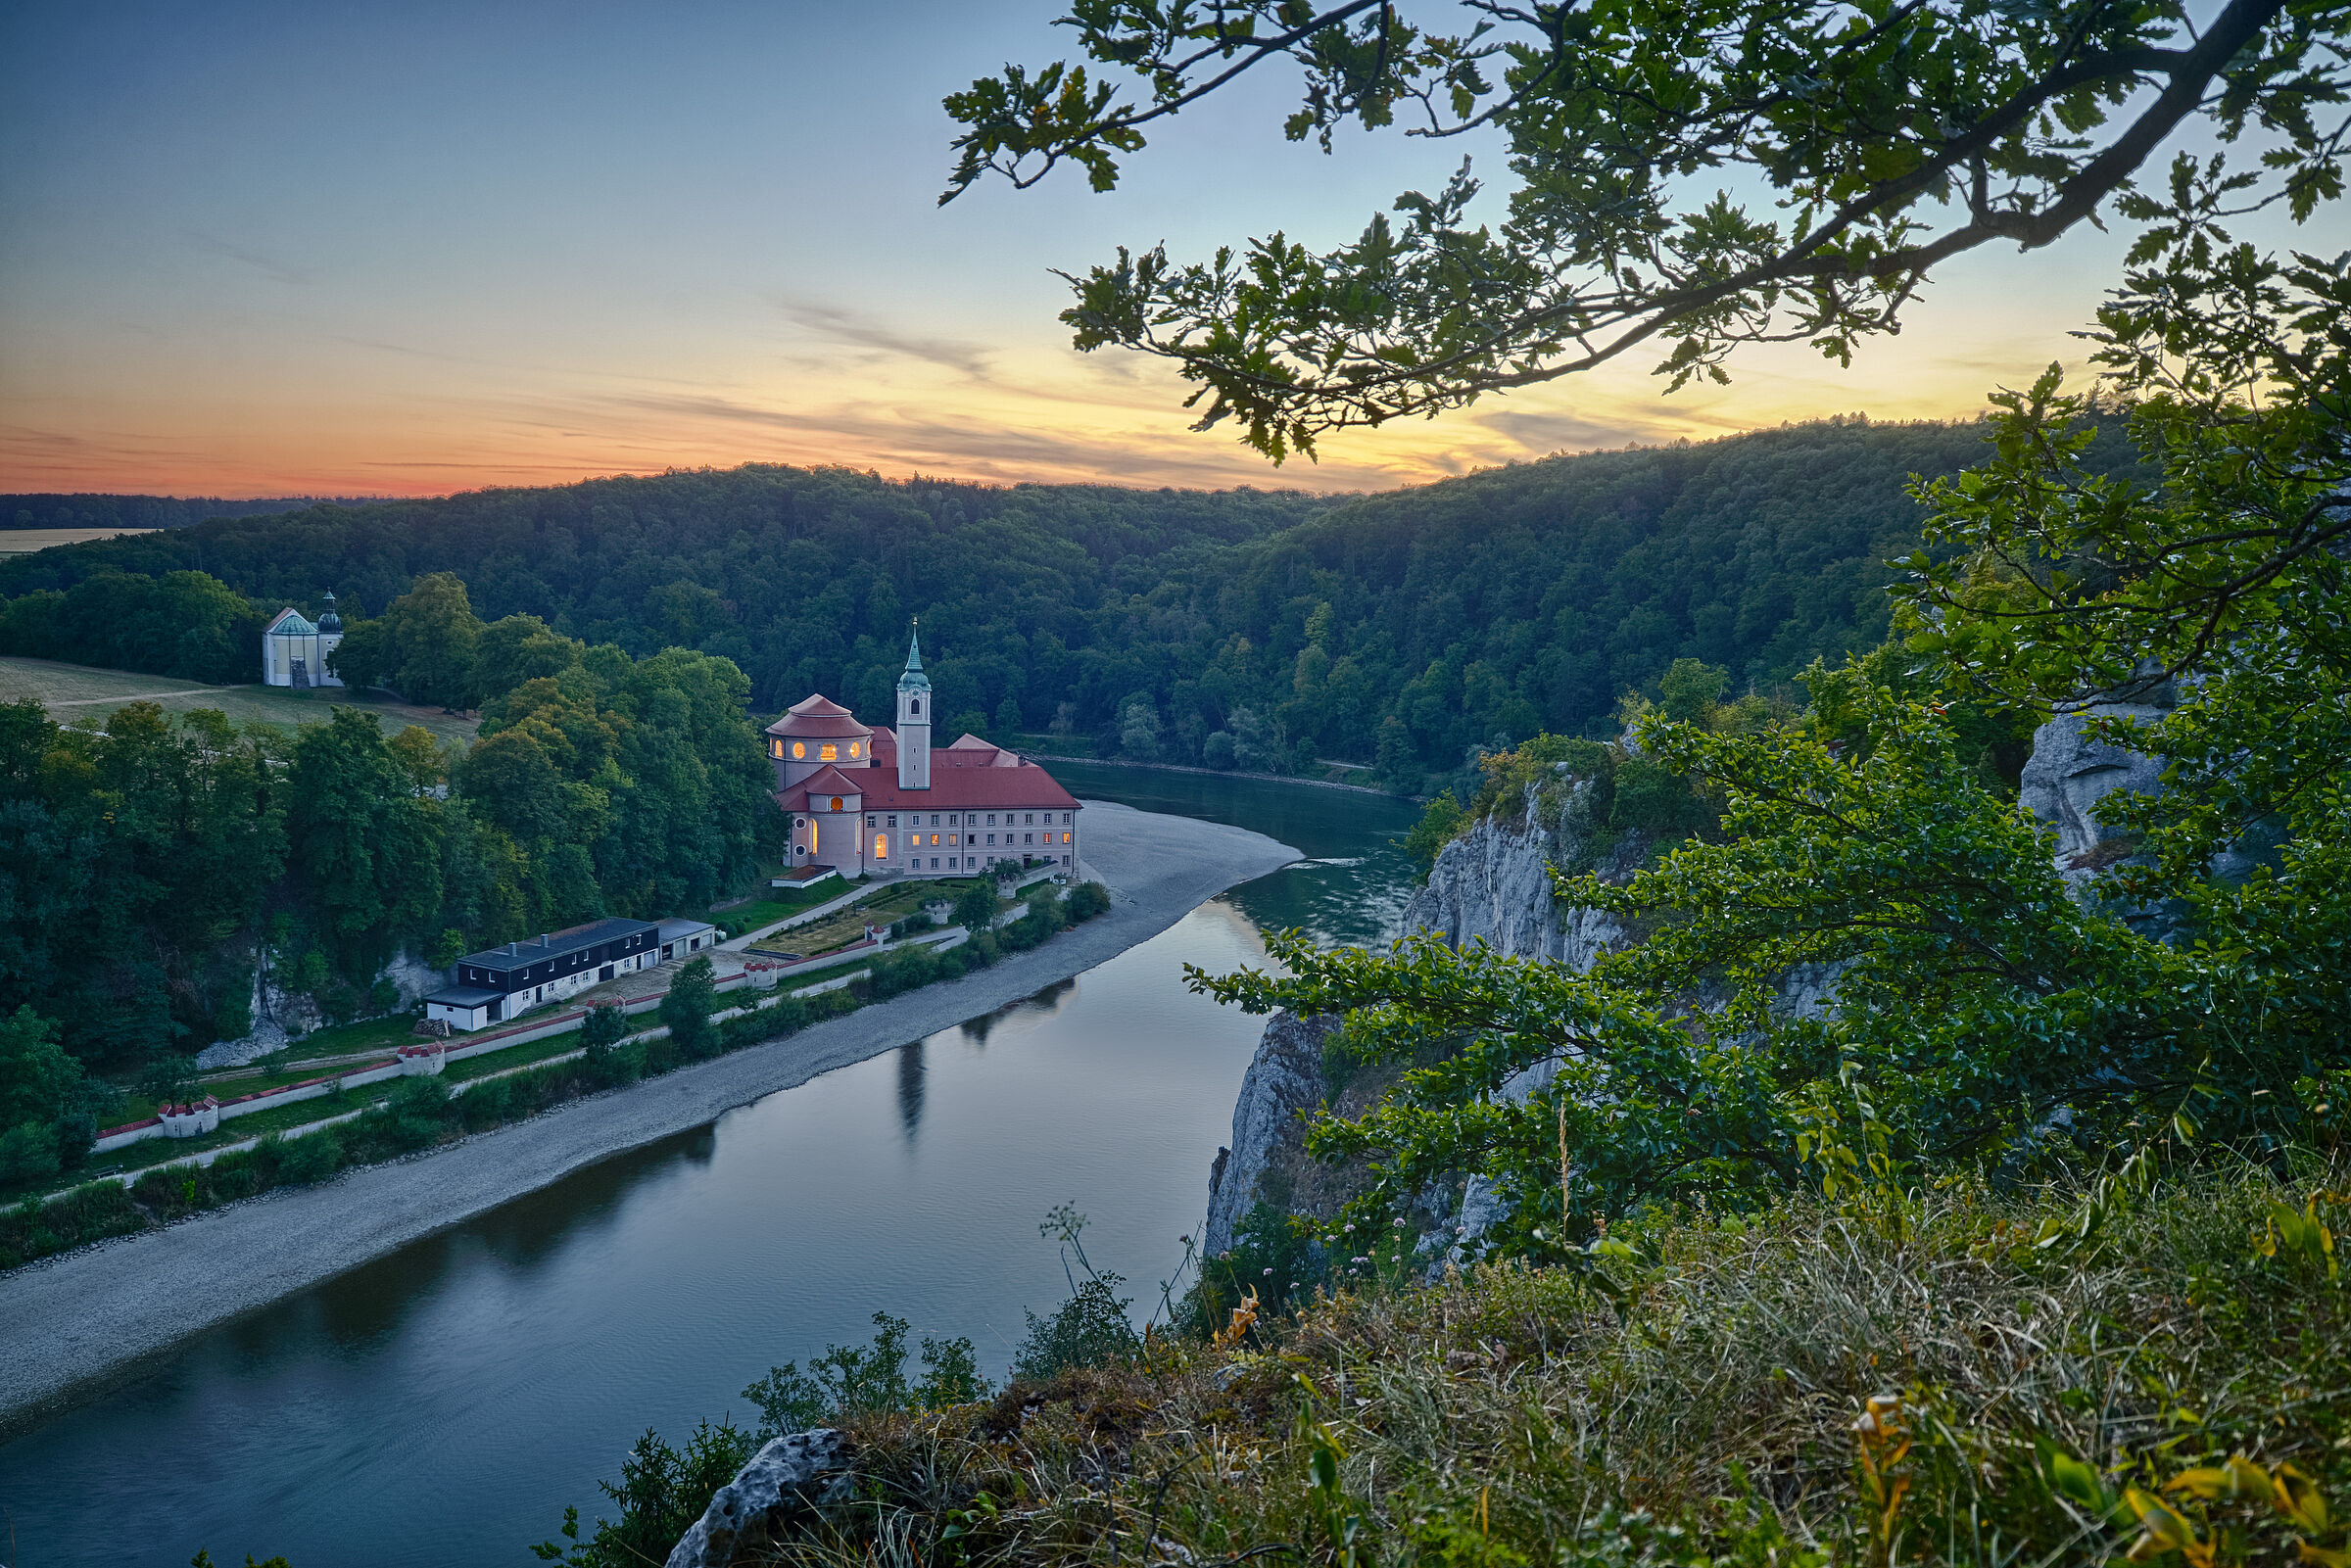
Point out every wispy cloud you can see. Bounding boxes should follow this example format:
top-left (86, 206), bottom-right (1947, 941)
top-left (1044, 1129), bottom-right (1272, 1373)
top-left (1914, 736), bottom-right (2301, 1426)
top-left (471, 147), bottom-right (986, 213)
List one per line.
top-left (763, 295), bottom-right (995, 378)
top-left (181, 230), bottom-right (320, 285)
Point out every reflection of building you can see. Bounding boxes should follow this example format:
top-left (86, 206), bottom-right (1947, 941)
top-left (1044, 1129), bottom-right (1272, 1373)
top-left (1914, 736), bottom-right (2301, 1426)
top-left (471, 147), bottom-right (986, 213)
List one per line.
top-left (764, 630), bottom-right (1080, 880)
top-left (262, 593), bottom-right (344, 688)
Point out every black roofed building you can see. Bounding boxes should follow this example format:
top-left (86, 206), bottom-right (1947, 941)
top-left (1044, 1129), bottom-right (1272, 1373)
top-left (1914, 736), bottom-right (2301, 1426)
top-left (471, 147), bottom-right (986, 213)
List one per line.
top-left (423, 917), bottom-right (662, 1032)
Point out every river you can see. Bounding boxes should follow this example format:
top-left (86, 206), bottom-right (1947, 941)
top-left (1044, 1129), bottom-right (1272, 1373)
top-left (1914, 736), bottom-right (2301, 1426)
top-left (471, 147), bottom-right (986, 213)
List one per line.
top-left (0, 765), bottom-right (1419, 1568)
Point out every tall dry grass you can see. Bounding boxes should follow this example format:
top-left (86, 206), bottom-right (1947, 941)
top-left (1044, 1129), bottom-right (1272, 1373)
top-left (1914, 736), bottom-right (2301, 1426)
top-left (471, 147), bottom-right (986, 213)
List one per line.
top-left (755, 1163), bottom-right (2351, 1567)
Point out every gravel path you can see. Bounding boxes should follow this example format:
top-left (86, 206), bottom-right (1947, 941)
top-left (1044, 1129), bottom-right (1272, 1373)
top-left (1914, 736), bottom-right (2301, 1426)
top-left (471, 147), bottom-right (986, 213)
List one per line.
top-left (0, 802), bottom-right (1297, 1429)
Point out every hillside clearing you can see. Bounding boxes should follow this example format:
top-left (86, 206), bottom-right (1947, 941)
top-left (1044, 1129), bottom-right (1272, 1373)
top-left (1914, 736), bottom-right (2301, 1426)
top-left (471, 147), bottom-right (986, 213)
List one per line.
top-left (0, 655), bottom-right (480, 744)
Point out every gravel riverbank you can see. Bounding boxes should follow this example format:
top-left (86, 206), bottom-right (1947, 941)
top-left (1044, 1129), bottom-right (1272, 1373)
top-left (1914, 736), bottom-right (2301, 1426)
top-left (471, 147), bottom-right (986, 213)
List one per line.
top-left (0, 802), bottom-right (1298, 1429)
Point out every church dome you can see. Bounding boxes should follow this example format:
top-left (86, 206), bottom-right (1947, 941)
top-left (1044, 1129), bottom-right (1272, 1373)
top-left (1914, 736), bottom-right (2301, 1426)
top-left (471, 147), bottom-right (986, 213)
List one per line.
top-left (268, 610), bottom-right (318, 638)
top-left (766, 693), bottom-right (872, 740)
top-left (317, 592), bottom-right (342, 634)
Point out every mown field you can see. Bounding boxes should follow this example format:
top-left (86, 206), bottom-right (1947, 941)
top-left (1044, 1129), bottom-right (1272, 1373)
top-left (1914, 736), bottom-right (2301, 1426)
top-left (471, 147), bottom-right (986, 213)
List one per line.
top-left (0, 655), bottom-right (480, 745)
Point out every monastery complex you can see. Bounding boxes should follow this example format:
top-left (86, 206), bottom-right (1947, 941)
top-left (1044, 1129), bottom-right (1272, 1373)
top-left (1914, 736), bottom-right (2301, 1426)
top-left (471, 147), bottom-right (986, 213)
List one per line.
top-left (765, 631), bottom-right (1080, 880)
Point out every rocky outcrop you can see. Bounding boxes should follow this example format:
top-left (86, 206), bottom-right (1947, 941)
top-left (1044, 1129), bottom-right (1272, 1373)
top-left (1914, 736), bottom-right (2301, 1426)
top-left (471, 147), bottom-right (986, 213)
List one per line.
top-left (665, 1428), bottom-right (846, 1568)
top-left (2017, 703), bottom-right (2170, 883)
top-left (1203, 1009), bottom-right (1336, 1258)
top-left (197, 946), bottom-right (451, 1069)
top-left (1400, 782), bottom-right (1627, 971)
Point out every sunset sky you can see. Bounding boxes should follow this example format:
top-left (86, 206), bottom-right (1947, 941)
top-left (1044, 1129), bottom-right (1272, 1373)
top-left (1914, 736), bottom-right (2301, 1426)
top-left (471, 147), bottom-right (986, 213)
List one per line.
top-left (2, 2), bottom-right (2331, 499)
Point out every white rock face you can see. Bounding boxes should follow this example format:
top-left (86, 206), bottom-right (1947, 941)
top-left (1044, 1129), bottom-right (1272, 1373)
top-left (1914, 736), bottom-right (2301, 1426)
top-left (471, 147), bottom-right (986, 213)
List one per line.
top-left (2017, 704), bottom-right (2169, 879)
top-left (197, 948), bottom-right (445, 1069)
top-left (665, 1428), bottom-right (845, 1568)
top-left (1399, 802), bottom-right (1626, 971)
top-left (1202, 1008), bottom-right (1336, 1258)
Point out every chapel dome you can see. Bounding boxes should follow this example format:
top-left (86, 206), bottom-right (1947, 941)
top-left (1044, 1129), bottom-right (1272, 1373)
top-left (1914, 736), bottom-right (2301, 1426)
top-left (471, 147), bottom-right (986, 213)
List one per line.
top-left (765, 693), bottom-right (873, 740)
top-left (268, 611), bottom-right (318, 638)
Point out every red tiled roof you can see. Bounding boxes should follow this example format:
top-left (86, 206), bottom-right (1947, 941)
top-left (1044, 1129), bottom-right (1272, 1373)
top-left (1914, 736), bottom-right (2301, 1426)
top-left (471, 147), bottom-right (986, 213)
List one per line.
top-left (777, 755), bottom-right (1080, 813)
top-left (765, 693), bottom-right (872, 739)
top-left (779, 765), bottom-right (871, 810)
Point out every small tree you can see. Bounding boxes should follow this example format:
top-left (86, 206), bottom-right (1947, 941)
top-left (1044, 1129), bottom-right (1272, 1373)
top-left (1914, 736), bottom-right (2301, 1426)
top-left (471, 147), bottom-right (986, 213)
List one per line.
top-left (953, 880), bottom-right (998, 932)
top-left (581, 1003), bottom-right (630, 1055)
top-left (658, 957), bottom-right (719, 1058)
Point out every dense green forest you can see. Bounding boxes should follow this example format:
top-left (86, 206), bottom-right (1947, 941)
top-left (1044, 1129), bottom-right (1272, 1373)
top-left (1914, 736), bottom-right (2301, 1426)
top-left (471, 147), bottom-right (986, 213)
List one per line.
top-left (1, 494), bottom-right (336, 530)
top-left (0, 597), bottom-right (777, 1167)
top-left (0, 419), bottom-right (2141, 790)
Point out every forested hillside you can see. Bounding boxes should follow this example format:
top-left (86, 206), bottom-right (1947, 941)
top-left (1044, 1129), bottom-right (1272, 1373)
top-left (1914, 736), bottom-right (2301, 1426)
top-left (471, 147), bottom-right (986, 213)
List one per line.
top-left (0, 419), bottom-right (2140, 789)
top-left (1, 494), bottom-right (335, 530)
top-left (0, 623), bottom-right (775, 1113)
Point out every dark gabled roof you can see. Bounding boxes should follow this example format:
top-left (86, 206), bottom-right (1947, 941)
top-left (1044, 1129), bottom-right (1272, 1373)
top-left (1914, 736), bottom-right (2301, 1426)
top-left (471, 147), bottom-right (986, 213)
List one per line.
top-left (458, 916), bottom-right (658, 971)
top-left (423, 986), bottom-right (504, 1007)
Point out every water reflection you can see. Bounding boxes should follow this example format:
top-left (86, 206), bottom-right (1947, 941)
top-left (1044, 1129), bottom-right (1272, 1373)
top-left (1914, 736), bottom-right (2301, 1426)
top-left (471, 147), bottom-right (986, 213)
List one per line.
top-left (1049, 762), bottom-right (1421, 948)
top-left (0, 770), bottom-right (1417, 1568)
top-left (896, 1039), bottom-right (926, 1137)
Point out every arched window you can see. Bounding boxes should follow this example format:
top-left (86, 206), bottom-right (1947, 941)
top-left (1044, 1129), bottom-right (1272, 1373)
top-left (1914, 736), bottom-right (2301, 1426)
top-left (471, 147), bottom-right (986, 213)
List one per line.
top-left (820, 742), bottom-right (839, 762)
top-left (911, 698), bottom-right (921, 715)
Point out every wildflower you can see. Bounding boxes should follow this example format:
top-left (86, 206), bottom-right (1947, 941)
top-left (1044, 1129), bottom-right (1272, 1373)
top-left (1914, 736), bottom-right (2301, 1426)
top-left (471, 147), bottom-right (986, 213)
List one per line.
top-left (1263, 1266), bottom-right (1274, 1276)
top-left (1343, 1223), bottom-right (1354, 1233)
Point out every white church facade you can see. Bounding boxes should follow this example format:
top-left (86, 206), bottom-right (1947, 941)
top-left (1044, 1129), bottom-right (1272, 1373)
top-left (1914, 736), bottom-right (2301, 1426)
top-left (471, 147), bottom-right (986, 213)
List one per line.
top-left (764, 631), bottom-right (1080, 880)
top-left (262, 594), bottom-right (345, 688)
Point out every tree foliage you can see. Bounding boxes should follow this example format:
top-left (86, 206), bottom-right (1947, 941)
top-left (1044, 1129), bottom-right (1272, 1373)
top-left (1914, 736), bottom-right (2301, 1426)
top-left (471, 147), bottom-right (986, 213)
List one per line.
top-left (1192, 242), bottom-right (2351, 1253)
top-left (946, 0), bottom-right (2349, 459)
top-left (0, 604), bottom-right (775, 1074)
top-left (0, 422), bottom-right (2108, 788)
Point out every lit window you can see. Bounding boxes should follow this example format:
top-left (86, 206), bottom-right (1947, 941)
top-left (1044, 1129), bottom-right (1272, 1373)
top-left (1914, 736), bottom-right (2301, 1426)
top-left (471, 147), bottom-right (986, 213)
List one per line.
top-left (792, 741), bottom-right (805, 759)
top-left (769, 738), bottom-right (783, 758)
top-left (1061, 832), bottom-right (1071, 843)
top-left (830, 795), bottom-right (843, 811)
top-left (875, 834), bottom-right (888, 858)
top-left (848, 741), bottom-right (861, 758)
top-left (820, 742), bottom-right (838, 762)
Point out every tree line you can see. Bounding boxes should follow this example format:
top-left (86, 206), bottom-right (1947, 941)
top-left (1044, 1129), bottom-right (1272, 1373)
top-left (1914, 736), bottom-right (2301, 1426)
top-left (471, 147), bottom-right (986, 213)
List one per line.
top-left (0, 420), bottom-right (2144, 793)
top-left (0, 585), bottom-right (779, 1182)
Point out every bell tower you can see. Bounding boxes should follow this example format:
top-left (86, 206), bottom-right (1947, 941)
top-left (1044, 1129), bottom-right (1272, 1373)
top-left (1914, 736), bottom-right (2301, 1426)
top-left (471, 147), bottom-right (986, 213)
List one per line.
top-left (895, 624), bottom-right (931, 790)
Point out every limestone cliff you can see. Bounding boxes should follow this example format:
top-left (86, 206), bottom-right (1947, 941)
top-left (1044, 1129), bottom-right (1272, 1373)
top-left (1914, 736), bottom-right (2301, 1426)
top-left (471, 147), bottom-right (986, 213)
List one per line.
top-left (1202, 781), bottom-right (1634, 1252)
top-left (1201, 1009), bottom-right (1337, 1258)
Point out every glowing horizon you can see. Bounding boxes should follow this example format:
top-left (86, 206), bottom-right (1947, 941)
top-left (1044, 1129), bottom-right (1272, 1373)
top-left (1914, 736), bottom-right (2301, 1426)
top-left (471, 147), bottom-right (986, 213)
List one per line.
top-left (4, 3), bottom-right (2329, 504)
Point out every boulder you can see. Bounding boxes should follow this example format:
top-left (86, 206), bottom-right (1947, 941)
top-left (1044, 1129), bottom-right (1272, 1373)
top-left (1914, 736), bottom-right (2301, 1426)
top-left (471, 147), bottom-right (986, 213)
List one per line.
top-left (663, 1428), bottom-right (845, 1568)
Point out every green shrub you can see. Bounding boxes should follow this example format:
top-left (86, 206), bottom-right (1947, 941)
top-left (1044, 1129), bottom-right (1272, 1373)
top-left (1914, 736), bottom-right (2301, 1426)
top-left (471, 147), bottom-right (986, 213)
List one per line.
top-left (272, 1127), bottom-right (346, 1184)
top-left (953, 881), bottom-right (998, 931)
top-left (1011, 1275), bottom-right (1140, 1381)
